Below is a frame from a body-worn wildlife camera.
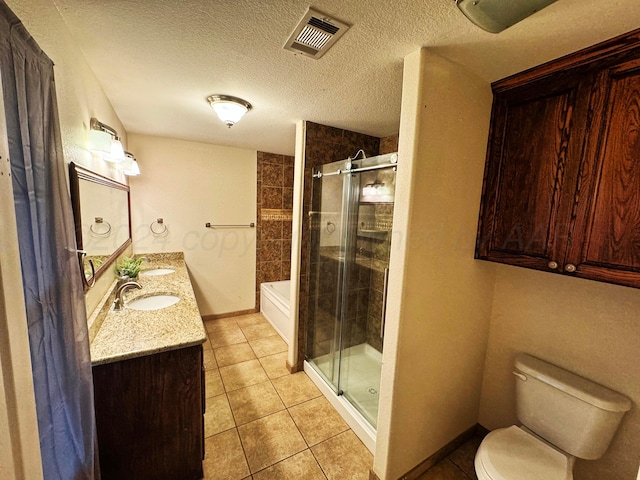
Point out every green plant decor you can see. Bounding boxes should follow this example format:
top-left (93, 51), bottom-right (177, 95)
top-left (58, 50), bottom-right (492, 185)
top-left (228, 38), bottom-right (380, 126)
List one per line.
top-left (115, 256), bottom-right (144, 279)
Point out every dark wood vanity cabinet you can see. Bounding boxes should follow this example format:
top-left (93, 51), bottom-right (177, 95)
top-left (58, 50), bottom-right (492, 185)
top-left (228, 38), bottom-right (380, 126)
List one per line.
top-left (476, 29), bottom-right (640, 288)
top-left (93, 345), bottom-right (204, 480)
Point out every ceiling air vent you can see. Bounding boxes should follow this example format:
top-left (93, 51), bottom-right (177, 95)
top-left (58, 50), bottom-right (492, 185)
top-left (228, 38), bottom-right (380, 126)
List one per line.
top-left (284, 8), bottom-right (350, 59)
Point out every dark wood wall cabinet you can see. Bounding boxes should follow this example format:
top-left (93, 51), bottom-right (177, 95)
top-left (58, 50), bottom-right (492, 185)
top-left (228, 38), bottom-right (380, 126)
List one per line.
top-left (476, 28), bottom-right (640, 289)
top-left (93, 345), bottom-right (204, 480)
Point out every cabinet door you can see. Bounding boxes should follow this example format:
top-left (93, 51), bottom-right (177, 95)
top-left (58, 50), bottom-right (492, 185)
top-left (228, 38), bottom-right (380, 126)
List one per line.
top-left (566, 59), bottom-right (640, 287)
top-left (476, 77), bottom-right (592, 272)
top-left (93, 345), bottom-right (204, 480)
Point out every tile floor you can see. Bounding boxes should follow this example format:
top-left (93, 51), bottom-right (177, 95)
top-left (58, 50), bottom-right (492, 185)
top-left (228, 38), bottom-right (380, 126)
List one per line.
top-left (416, 435), bottom-right (482, 480)
top-left (201, 312), bottom-right (373, 480)
top-left (203, 311), bottom-right (482, 480)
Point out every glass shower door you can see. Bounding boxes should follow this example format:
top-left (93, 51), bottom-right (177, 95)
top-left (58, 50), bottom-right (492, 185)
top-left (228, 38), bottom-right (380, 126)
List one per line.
top-left (337, 154), bottom-right (395, 428)
top-left (306, 160), bottom-right (351, 393)
top-left (306, 153), bottom-right (397, 429)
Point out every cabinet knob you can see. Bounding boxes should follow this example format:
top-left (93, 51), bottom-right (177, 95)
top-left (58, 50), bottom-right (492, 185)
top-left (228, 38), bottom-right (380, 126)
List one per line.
top-left (564, 263), bottom-right (576, 273)
top-left (548, 261), bottom-right (558, 270)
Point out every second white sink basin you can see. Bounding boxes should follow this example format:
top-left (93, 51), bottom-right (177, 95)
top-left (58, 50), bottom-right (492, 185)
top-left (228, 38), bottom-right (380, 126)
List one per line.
top-left (140, 268), bottom-right (176, 276)
top-left (128, 294), bottom-right (180, 311)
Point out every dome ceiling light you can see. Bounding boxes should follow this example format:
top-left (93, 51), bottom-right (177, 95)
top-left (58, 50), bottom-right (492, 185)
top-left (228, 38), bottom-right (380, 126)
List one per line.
top-left (456, 0), bottom-right (558, 33)
top-left (207, 95), bottom-right (252, 128)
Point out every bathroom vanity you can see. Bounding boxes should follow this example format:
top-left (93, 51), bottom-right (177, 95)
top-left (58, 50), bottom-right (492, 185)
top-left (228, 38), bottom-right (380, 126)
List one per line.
top-left (88, 253), bottom-right (206, 480)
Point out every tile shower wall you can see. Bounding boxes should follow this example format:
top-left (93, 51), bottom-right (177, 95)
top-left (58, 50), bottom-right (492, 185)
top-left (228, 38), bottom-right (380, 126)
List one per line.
top-left (256, 152), bottom-right (295, 309)
top-left (298, 122), bottom-right (383, 370)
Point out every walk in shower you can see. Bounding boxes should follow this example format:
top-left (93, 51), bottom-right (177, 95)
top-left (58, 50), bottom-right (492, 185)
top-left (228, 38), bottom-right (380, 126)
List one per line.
top-left (304, 151), bottom-right (397, 450)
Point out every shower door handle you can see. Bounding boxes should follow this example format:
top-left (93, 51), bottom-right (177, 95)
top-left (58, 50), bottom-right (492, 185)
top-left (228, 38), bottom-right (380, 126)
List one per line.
top-left (380, 267), bottom-right (389, 340)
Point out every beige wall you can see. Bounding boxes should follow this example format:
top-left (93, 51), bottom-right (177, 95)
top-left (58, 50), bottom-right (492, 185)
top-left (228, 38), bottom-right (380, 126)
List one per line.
top-left (128, 133), bottom-right (257, 316)
top-left (374, 49), bottom-right (495, 479)
top-left (479, 265), bottom-right (640, 480)
top-left (7, 0), bottom-right (127, 180)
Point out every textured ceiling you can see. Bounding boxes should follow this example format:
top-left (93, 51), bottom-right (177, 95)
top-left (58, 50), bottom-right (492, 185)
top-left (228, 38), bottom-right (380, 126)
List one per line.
top-left (46, 0), bottom-right (640, 155)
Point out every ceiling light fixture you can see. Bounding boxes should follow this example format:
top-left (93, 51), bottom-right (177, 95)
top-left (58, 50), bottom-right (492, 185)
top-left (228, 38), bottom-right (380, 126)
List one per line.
top-left (456, 0), bottom-right (558, 33)
top-left (207, 95), bottom-right (252, 128)
top-left (89, 117), bottom-right (126, 162)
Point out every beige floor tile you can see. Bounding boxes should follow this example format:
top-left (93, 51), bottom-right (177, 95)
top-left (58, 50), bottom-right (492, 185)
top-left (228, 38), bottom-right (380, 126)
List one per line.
top-left (447, 436), bottom-right (482, 480)
top-left (202, 338), bottom-right (213, 350)
top-left (215, 342), bottom-right (257, 367)
top-left (205, 368), bottom-right (225, 398)
top-left (311, 430), bottom-right (372, 480)
top-left (415, 460), bottom-right (471, 480)
top-left (236, 313), bottom-right (268, 328)
top-left (205, 317), bottom-right (240, 330)
top-left (241, 322), bottom-right (278, 341)
top-left (227, 381), bottom-right (285, 425)
top-left (205, 394), bottom-right (236, 437)
top-left (209, 323), bottom-right (248, 348)
top-left (220, 359), bottom-right (269, 392)
top-left (272, 372), bottom-right (321, 407)
top-left (289, 396), bottom-right (349, 446)
top-left (203, 428), bottom-right (250, 480)
top-left (253, 450), bottom-right (326, 480)
top-left (203, 348), bottom-right (218, 370)
top-left (258, 352), bottom-right (290, 379)
top-left (249, 335), bottom-right (287, 357)
top-left (237, 410), bottom-right (307, 473)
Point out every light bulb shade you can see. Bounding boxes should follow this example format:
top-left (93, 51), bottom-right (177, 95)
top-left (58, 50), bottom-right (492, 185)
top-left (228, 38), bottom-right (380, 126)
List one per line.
top-left (456, 0), bottom-right (558, 33)
top-left (104, 138), bottom-right (125, 163)
top-left (88, 128), bottom-right (111, 154)
top-left (207, 95), bottom-right (252, 127)
top-left (120, 152), bottom-right (141, 176)
top-left (123, 159), bottom-right (140, 176)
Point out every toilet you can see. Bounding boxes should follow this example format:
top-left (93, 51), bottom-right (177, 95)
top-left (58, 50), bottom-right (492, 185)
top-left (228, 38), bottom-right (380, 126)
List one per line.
top-left (475, 353), bottom-right (632, 480)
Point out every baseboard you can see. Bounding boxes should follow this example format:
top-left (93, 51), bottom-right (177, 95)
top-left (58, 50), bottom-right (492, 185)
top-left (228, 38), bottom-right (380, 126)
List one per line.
top-left (286, 360), bottom-right (301, 374)
top-left (369, 424), bottom-right (484, 480)
top-left (201, 308), bottom-right (257, 321)
top-left (476, 423), bottom-right (490, 438)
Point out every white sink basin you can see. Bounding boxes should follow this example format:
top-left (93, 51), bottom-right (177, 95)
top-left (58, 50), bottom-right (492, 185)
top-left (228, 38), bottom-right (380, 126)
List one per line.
top-left (128, 294), bottom-right (180, 311)
top-left (140, 268), bottom-right (176, 276)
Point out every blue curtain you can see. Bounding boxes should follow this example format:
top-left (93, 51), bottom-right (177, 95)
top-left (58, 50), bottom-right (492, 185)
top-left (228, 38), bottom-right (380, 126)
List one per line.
top-left (0, 3), bottom-right (97, 479)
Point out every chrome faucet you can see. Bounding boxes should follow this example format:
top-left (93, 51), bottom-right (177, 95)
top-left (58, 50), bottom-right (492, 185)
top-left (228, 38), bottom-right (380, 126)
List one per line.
top-left (113, 281), bottom-right (142, 310)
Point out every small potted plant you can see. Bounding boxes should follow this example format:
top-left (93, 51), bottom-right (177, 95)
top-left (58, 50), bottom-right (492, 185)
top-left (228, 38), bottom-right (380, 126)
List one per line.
top-left (115, 256), bottom-right (144, 280)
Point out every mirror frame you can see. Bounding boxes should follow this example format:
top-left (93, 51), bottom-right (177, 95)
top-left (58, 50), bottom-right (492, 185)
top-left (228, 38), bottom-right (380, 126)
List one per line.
top-left (68, 162), bottom-right (132, 290)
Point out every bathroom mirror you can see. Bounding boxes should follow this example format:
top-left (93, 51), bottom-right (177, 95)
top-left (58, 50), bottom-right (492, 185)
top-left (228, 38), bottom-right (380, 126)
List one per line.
top-left (69, 162), bottom-right (131, 289)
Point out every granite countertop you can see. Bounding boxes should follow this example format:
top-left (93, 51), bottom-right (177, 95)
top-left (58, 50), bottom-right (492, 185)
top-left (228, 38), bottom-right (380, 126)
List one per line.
top-left (89, 252), bottom-right (206, 366)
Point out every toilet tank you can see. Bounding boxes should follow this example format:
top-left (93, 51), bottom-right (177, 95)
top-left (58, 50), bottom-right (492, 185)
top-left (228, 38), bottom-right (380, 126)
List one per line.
top-left (514, 353), bottom-right (631, 460)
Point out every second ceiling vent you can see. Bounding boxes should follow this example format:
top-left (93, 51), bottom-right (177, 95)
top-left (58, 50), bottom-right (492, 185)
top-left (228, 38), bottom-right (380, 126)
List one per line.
top-left (284, 8), bottom-right (350, 59)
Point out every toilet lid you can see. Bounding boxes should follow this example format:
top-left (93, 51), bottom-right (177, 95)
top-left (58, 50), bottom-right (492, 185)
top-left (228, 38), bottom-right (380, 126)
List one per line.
top-left (476, 426), bottom-right (571, 480)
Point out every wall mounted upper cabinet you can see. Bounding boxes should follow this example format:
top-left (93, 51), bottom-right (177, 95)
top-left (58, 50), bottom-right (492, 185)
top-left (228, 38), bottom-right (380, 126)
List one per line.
top-left (476, 28), bottom-right (640, 289)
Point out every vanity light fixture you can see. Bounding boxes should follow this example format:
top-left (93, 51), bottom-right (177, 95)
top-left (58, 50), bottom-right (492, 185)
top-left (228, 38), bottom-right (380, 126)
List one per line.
top-left (121, 151), bottom-right (141, 176)
top-left (207, 95), bottom-right (252, 128)
top-left (89, 117), bottom-right (126, 162)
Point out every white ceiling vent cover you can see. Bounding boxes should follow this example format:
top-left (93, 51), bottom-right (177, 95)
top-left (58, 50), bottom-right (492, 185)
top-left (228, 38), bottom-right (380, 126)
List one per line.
top-left (284, 8), bottom-right (350, 59)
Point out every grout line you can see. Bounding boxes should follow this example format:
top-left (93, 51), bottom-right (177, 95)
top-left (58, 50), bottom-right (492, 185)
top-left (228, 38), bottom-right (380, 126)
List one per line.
top-left (446, 458), bottom-right (475, 480)
top-left (308, 445), bottom-right (330, 480)
top-left (209, 312), bottom-right (368, 478)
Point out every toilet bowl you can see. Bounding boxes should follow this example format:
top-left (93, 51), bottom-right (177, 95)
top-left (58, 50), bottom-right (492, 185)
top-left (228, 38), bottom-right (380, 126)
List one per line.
top-left (475, 426), bottom-right (572, 480)
top-left (474, 354), bottom-right (631, 480)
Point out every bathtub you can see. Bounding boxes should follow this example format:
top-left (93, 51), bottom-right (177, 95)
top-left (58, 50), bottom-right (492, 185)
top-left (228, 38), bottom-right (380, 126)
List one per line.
top-left (260, 280), bottom-right (291, 345)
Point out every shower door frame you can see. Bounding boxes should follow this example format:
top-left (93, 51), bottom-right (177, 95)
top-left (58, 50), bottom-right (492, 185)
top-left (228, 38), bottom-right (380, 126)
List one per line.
top-left (305, 152), bottom-right (397, 431)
